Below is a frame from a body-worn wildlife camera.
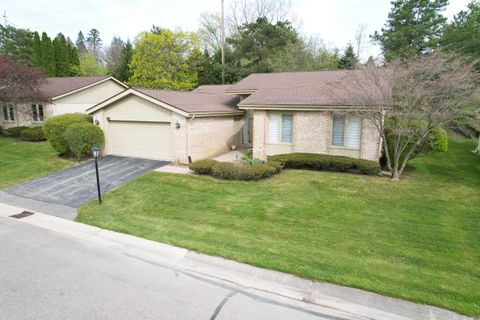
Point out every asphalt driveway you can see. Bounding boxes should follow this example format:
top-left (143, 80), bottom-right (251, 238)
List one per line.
top-left (0, 156), bottom-right (167, 219)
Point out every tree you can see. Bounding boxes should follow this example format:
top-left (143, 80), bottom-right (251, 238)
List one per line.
top-left (228, 17), bottom-right (300, 77)
top-left (0, 25), bottom-right (34, 64)
top-left (371, 0), bottom-right (448, 60)
top-left (129, 29), bottom-right (201, 90)
top-left (40, 32), bottom-right (56, 76)
top-left (354, 23), bottom-right (368, 58)
top-left (76, 31), bottom-right (88, 56)
top-left (78, 53), bottom-right (107, 76)
top-left (106, 36), bottom-right (125, 75)
top-left (329, 52), bottom-right (479, 180)
top-left (86, 28), bottom-right (102, 61)
top-left (111, 40), bottom-right (133, 82)
top-left (53, 33), bottom-right (71, 76)
top-left (32, 31), bottom-right (42, 67)
top-left (338, 43), bottom-right (358, 69)
top-left (442, 1), bottom-right (480, 66)
top-left (0, 54), bottom-right (49, 118)
top-left (67, 38), bottom-right (80, 76)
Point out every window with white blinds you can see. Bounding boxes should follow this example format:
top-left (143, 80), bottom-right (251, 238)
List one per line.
top-left (331, 114), bottom-right (362, 148)
top-left (268, 113), bottom-right (293, 143)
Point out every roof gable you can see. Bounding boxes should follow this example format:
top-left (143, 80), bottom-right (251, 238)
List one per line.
top-left (42, 76), bottom-right (128, 100)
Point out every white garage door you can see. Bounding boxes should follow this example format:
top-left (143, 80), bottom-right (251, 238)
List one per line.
top-left (107, 121), bottom-right (172, 160)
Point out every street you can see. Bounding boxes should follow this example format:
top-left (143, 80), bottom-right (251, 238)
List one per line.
top-left (0, 217), bottom-right (354, 320)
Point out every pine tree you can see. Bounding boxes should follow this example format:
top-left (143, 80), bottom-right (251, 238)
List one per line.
top-left (338, 43), bottom-right (358, 69)
top-left (113, 40), bottom-right (133, 82)
top-left (40, 32), bottom-right (56, 76)
top-left (86, 28), bottom-right (102, 61)
top-left (76, 31), bottom-right (88, 57)
top-left (67, 38), bottom-right (80, 75)
top-left (32, 31), bottom-right (42, 67)
top-left (53, 33), bottom-right (70, 76)
top-left (371, 0), bottom-right (448, 60)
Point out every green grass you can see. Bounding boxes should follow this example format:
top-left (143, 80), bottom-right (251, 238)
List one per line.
top-left (77, 138), bottom-right (480, 316)
top-left (0, 137), bottom-right (74, 188)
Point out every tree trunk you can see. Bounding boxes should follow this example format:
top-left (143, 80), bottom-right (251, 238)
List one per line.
top-left (390, 160), bottom-right (400, 180)
top-left (475, 133), bottom-right (480, 153)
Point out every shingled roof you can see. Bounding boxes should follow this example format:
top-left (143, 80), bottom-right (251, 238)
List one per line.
top-left (134, 86), bottom-right (241, 114)
top-left (41, 76), bottom-right (114, 99)
top-left (226, 70), bottom-right (391, 108)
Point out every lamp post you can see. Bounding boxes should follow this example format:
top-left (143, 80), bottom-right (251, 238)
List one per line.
top-left (92, 146), bottom-right (102, 204)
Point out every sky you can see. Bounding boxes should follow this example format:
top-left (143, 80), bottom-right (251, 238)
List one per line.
top-left (2, 0), bottom-right (472, 60)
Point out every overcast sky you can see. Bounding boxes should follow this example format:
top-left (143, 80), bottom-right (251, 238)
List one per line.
top-left (2, 0), bottom-right (472, 60)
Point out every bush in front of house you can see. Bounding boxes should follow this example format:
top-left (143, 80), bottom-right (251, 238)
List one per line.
top-left (188, 159), bottom-right (219, 174)
top-left (268, 153), bottom-right (380, 175)
top-left (5, 126), bottom-right (28, 137)
top-left (43, 113), bottom-right (93, 155)
top-left (19, 126), bottom-right (46, 141)
top-left (64, 122), bottom-right (104, 160)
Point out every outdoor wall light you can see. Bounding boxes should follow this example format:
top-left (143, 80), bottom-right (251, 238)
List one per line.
top-left (94, 119), bottom-right (100, 125)
top-left (175, 121), bottom-right (181, 129)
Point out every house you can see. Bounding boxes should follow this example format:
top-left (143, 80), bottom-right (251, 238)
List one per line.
top-left (87, 86), bottom-right (244, 162)
top-left (226, 70), bottom-right (385, 162)
top-left (1, 76), bottom-right (127, 129)
top-left (88, 70), bottom-right (385, 163)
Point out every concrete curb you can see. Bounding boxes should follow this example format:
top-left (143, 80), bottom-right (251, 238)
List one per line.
top-left (0, 203), bottom-right (472, 320)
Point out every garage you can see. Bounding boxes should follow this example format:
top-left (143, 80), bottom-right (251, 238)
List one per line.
top-left (107, 121), bottom-right (172, 161)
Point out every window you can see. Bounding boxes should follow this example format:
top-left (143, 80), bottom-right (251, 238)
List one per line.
top-left (331, 114), bottom-right (362, 148)
top-left (268, 113), bottom-right (293, 143)
top-left (32, 104), bottom-right (44, 122)
top-left (2, 106), bottom-right (15, 122)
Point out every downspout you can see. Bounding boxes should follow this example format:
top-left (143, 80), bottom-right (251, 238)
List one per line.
top-left (186, 113), bottom-right (195, 163)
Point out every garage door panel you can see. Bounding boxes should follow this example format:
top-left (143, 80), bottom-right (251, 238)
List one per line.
top-left (107, 121), bottom-right (172, 160)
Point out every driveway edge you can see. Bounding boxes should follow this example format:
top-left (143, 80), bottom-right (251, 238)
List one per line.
top-left (0, 203), bottom-right (472, 320)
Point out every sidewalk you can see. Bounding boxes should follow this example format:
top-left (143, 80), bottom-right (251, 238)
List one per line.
top-left (0, 202), bottom-right (471, 320)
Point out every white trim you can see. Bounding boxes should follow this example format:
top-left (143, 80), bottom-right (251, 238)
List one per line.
top-left (239, 105), bottom-right (387, 111)
top-left (51, 76), bottom-right (128, 101)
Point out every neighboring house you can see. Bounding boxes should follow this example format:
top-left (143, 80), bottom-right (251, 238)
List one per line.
top-left (87, 85), bottom-right (243, 163)
top-left (226, 70), bottom-right (385, 162)
top-left (1, 76), bottom-right (127, 129)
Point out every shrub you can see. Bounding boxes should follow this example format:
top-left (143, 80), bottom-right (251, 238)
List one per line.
top-left (211, 161), bottom-right (280, 180)
top-left (64, 122), bottom-right (104, 160)
top-left (20, 126), bottom-right (46, 141)
top-left (189, 159), bottom-right (218, 174)
top-left (43, 113), bottom-right (93, 155)
top-left (268, 153), bottom-right (380, 175)
top-left (267, 160), bottom-right (284, 174)
top-left (5, 126), bottom-right (28, 137)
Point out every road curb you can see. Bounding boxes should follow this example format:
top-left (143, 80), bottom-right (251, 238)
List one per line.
top-left (1, 206), bottom-right (472, 320)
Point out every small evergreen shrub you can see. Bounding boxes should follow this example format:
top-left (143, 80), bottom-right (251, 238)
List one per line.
top-left (6, 126), bottom-right (28, 137)
top-left (189, 159), bottom-right (218, 174)
top-left (268, 153), bottom-right (380, 175)
top-left (43, 113), bottom-right (93, 155)
top-left (64, 122), bottom-right (104, 160)
top-left (20, 126), bottom-right (46, 141)
top-left (211, 161), bottom-right (280, 180)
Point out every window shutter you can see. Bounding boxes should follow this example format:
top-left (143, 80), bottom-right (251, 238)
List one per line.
top-left (346, 116), bottom-right (361, 148)
top-left (268, 113), bottom-right (281, 143)
top-left (281, 114), bottom-right (293, 143)
top-left (332, 115), bottom-right (345, 146)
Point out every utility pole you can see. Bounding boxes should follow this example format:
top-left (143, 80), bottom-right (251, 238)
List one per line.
top-left (3, 10), bottom-right (7, 26)
top-left (220, 0), bottom-right (225, 84)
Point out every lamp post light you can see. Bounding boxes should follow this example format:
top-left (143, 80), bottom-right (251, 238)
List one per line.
top-left (92, 146), bottom-right (102, 205)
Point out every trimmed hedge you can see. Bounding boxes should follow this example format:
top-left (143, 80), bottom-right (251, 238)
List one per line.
top-left (64, 122), bottom-right (104, 160)
top-left (5, 126), bottom-right (28, 137)
top-left (189, 159), bottom-right (283, 180)
top-left (268, 153), bottom-right (380, 175)
top-left (43, 113), bottom-right (93, 155)
top-left (188, 159), bottom-right (218, 174)
top-left (20, 126), bottom-right (46, 141)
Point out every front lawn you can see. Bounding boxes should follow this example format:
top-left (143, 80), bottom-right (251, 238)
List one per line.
top-left (0, 137), bottom-right (74, 188)
top-left (77, 138), bottom-right (480, 316)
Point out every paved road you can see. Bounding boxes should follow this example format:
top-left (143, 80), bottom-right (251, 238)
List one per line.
top-left (0, 217), bottom-right (352, 320)
top-left (0, 156), bottom-right (167, 219)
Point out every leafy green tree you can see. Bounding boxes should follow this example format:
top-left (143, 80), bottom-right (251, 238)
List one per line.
top-left (129, 29), bottom-right (201, 90)
top-left (76, 31), bottom-right (88, 56)
top-left (53, 33), bottom-right (71, 76)
top-left (40, 32), bottom-right (56, 76)
top-left (227, 17), bottom-right (299, 77)
top-left (0, 25), bottom-right (34, 64)
top-left (442, 1), bottom-right (480, 66)
top-left (32, 31), bottom-right (42, 67)
top-left (86, 28), bottom-right (102, 61)
top-left (338, 43), bottom-right (358, 69)
top-left (111, 40), bottom-right (133, 82)
top-left (78, 53), bottom-right (106, 76)
top-left (67, 38), bottom-right (80, 75)
top-left (371, 0), bottom-right (448, 60)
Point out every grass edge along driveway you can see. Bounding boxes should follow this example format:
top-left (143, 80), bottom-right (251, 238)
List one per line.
top-left (0, 137), bottom-right (74, 189)
top-left (77, 138), bottom-right (480, 316)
